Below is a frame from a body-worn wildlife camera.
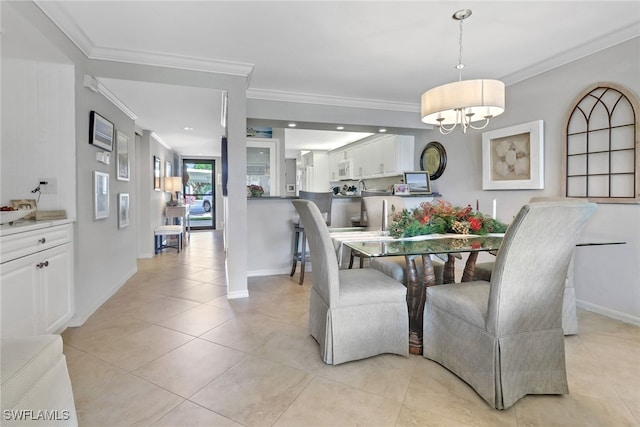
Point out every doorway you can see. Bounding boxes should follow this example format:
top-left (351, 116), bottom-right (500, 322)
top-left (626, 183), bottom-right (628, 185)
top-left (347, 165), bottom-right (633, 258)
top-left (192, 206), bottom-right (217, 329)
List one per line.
top-left (183, 159), bottom-right (216, 229)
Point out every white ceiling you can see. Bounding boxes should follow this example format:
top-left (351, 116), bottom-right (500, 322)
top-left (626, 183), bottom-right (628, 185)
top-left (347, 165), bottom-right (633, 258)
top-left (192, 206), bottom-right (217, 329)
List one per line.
top-left (34, 1), bottom-right (640, 157)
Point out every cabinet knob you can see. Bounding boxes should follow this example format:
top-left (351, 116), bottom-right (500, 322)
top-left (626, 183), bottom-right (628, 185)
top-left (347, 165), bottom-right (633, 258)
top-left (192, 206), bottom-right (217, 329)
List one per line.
top-left (36, 261), bottom-right (49, 269)
top-left (38, 237), bottom-right (46, 244)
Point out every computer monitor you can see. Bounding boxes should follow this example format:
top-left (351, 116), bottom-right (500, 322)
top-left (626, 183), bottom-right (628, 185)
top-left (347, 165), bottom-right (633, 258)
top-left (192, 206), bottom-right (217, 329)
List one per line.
top-left (403, 171), bottom-right (432, 194)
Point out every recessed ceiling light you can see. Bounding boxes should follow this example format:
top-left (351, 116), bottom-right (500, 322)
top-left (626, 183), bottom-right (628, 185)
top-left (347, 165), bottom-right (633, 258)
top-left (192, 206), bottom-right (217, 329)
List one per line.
top-left (379, 128), bottom-right (387, 133)
top-left (336, 126), bottom-right (344, 130)
top-left (183, 126), bottom-right (194, 131)
top-left (288, 123), bottom-right (297, 127)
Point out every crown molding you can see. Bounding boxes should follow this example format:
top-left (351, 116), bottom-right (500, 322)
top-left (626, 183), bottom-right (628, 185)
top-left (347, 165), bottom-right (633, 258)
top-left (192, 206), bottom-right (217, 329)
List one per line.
top-left (502, 24), bottom-right (640, 86)
top-left (96, 82), bottom-right (138, 121)
top-left (34, 0), bottom-right (94, 56)
top-left (151, 132), bottom-right (171, 150)
top-left (247, 88), bottom-right (420, 113)
top-left (34, 1), bottom-right (254, 79)
top-left (90, 46), bottom-right (254, 77)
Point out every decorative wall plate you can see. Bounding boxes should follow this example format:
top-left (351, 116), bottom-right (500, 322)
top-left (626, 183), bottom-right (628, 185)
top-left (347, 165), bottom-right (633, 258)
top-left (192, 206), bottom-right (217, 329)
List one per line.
top-left (420, 141), bottom-right (447, 180)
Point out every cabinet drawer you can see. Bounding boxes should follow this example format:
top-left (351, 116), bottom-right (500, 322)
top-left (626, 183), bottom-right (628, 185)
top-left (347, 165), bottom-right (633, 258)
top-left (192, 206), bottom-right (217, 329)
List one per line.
top-left (0, 224), bottom-right (72, 264)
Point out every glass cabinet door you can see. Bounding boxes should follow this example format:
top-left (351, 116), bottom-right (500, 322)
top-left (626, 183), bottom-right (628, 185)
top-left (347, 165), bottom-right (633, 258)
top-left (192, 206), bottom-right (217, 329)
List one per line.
top-left (247, 138), bottom-right (279, 196)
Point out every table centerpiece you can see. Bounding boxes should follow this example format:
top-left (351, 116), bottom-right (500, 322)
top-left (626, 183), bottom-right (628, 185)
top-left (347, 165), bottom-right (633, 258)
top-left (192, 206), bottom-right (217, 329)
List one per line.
top-left (389, 200), bottom-right (508, 238)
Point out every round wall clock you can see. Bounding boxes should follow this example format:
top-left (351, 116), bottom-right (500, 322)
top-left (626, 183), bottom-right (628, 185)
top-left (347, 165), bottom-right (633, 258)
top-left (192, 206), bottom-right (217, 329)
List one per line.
top-left (420, 141), bottom-right (447, 180)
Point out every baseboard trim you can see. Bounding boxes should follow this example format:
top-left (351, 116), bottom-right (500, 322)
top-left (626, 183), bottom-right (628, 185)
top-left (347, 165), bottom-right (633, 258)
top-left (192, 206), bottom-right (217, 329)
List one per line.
top-left (227, 290), bottom-right (249, 299)
top-left (66, 266), bottom-right (137, 327)
top-left (248, 267), bottom-right (294, 277)
top-left (576, 299), bottom-right (640, 327)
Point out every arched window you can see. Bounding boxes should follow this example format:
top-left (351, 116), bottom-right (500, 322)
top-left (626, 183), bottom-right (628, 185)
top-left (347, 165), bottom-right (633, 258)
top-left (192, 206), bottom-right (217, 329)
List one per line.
top-left (565, 84), bottom-right (639, 202)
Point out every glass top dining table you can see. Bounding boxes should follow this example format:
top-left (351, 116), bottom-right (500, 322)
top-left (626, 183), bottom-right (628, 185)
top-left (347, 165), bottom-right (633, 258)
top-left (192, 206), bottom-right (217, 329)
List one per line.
top-left (330, 229), bottom-right (625, 355)
top-left (330, 230), bottom-right (505, 354)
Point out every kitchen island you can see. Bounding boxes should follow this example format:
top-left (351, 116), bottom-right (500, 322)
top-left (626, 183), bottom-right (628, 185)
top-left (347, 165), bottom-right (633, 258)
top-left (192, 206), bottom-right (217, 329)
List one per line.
top-left (246, 194), bottom-right (436, 277)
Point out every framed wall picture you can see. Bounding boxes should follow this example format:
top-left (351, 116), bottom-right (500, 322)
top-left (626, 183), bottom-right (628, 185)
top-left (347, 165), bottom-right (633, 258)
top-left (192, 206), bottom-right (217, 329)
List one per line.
top-left (93, 171), bottom-right (109, 220)
top-left (89, 111), bottom-right (114, 151)
top-left (116, 131), bottom-right (130, 181)
top-left (165, 161), bottom-right (172, 180)
top-left (153, 156), bottom-right (161, 190)
top-left (482, 120), bottom-right (544, 190)
top-left (118, 193), bottom-right (130, 229)
top-left (393, 183), bottom-right (410, 195)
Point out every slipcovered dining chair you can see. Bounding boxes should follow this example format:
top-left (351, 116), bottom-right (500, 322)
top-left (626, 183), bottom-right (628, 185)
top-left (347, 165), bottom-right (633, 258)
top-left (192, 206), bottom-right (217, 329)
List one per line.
top-left (290, 191), bottom-right (333, 284)
top-left (292, 199), bottom-right (408, 365)
top-left (472, 197), bottom-right (587, 334)
top-left (363, 196), bottom-right (445, 285)
top-left (422, 201), bottom-right (596, 409)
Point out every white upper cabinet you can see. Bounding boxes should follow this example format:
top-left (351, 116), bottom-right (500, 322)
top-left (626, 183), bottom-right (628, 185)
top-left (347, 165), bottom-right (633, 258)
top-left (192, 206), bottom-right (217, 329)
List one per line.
top-left (329, 134), bottom-right (414, 181)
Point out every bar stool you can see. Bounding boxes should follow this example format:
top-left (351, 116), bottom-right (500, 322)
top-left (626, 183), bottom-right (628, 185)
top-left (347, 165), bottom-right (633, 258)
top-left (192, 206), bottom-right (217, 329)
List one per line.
top-left (290, 191), bottom-right (333, 284)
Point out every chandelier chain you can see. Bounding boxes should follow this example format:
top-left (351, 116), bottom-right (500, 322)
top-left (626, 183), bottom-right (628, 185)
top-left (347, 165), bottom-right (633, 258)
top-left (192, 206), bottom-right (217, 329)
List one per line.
top-left (457, 18), bottom-right (464, 81)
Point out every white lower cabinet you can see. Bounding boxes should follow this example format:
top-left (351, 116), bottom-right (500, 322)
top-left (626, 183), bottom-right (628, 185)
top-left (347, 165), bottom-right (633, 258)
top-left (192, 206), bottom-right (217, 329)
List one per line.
top-left (1, 223), bottom-right (74, 337)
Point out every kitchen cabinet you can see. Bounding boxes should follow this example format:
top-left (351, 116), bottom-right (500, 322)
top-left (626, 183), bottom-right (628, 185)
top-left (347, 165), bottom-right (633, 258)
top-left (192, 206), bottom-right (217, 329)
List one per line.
top-left (247, 137), bottom-right (280, 196)
top-left (297, 150), bottom-right (329, 192)
top-left (329, 134), bottom-right (415, 181)
top-left (1, 222), bottom-right (74, 337)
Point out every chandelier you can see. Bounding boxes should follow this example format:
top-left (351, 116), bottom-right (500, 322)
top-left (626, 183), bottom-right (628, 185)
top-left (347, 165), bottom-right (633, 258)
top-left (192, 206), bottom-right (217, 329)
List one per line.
top-left (421, 9), bottom-right (505, 134)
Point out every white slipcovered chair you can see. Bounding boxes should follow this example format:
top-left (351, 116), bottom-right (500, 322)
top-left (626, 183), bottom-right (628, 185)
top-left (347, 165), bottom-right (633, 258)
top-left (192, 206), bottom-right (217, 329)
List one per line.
top-left (423, 201), bottom-right (596, 409)
top-left (292, 199), bottom-right (408, 365)
top-left (472, 197), bottom-right (587, 334)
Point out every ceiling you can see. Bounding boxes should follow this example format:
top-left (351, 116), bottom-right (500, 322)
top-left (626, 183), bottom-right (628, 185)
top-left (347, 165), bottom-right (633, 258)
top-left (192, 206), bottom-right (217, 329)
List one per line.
top-left (34, 1), bottom-right (640, 157)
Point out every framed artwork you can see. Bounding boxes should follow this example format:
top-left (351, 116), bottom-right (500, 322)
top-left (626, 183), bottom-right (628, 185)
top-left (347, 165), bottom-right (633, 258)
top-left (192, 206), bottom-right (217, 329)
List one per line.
top-left (153, 156), bottom-right (161, 190)
top-left (394, 183), bottom-right (410, 195)
top-left (118, 193), bottom-right (129, 228)
top-left (165, 161), bottom-right (172, 180)
top-left (482, 120), bottom-right (544, 190)
top-left (93, 171), bottom-right (109, 220)
top-left (89, 111), bottom-right (114, 151)
top-left (116, 131), bottom-right (130, 181)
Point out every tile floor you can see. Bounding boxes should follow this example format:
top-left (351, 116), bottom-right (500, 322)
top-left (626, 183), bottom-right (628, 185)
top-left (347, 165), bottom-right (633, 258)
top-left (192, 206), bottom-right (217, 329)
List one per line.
top-left (63, 231), bottom-right (640, 426)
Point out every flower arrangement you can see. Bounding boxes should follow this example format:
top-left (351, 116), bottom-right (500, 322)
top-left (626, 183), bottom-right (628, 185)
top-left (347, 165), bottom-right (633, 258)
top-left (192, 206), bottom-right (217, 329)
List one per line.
top-left (247, 185), bottom-right (264, 197)
top-left (389, 200), bottom-right (508, 238)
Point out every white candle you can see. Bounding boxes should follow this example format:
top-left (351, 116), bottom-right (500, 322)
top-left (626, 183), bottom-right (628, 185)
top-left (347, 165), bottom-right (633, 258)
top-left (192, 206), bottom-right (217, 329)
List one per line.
top-left (492, 199), bottom-right (497, 219)
top-left (382, 199), bottom-right (388, 231)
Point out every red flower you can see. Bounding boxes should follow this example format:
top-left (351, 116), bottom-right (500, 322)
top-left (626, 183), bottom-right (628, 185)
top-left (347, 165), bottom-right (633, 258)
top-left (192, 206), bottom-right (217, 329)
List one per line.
top-left (419, 215), bottom-right (430, 225)
top-left (468, 217), bottom-right (482, 231)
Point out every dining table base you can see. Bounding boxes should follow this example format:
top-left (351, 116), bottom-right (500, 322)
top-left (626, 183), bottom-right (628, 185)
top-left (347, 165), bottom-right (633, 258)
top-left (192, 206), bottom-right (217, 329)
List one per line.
top-left (406, 252), bottom-right (482, 355)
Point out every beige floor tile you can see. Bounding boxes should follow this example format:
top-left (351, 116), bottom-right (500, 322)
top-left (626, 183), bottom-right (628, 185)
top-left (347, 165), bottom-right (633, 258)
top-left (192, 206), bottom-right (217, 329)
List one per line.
top-left (67, 352), bottom-right (183, 426)
top-left (123, 296), bottom-right (201, 323)
top-left (185, 268), bottom-right (224, 284)
top-left (200, 312), bottom-right (297, 352)
top-left (396, 404), bottom-right (475, 427)
top-left (318, 353), bottom-right (417, 402)
top-left (133, 338), bottom-right (246, 398)
top-left (80, 324), bottom-right (194, 371)
top-left (166, 283), bottom-right (227, 303)
top-left (152, 401), bottom-right (242, 427)
top-left (515, 392), bottom-right (638, 426)
top-left (191, 356), bottom-right (311, 427)
top-left (62, 313), bottom-right (151, 352)
top-left (254, 327), bottom-right (327, 374)
top-left (404, 360), bottom-right (517, 426)
top-left (158, 304), bottom-right (237, 336)
top-left (273, 376), bottom-right (402, 427)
